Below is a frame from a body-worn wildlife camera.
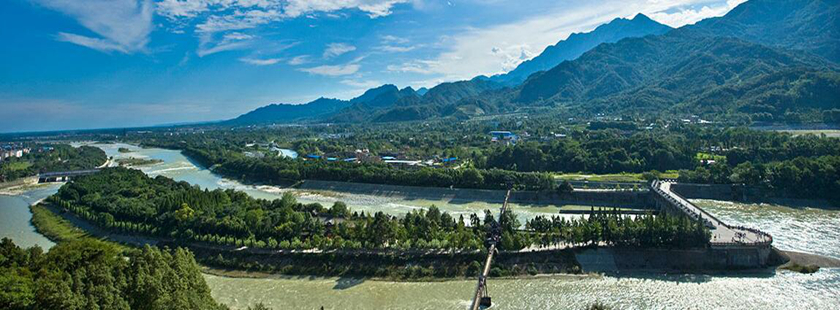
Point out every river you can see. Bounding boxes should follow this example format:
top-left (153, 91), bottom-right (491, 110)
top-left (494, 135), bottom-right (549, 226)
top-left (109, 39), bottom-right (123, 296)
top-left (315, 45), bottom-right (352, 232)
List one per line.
top-left (1, 143), bottom-right (838, 309)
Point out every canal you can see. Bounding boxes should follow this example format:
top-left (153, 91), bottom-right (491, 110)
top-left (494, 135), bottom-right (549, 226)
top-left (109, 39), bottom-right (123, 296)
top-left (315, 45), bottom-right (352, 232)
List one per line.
top-left (1, 143), bottom-right (838, 309)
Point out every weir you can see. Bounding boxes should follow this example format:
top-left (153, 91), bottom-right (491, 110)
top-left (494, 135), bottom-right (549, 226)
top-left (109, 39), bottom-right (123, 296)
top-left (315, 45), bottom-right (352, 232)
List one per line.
top-left (37, 169), bottom-right (100, 183)
top-left (651, 180), bottom-right (774, 266)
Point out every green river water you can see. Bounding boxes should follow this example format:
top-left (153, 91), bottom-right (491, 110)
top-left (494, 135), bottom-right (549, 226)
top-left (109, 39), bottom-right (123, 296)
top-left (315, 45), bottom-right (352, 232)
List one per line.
top-left (1, 143), bottom-right (838, 309)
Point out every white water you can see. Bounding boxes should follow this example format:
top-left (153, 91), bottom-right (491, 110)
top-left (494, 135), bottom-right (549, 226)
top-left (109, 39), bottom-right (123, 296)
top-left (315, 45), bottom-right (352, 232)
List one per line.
top-left (2, 142), bottom-right (838, 309)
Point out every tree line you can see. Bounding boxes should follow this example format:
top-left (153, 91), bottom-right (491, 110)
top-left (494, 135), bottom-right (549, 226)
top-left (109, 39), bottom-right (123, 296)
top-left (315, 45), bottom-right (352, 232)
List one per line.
top-left (526, 208), bottom-right (711, 249)
top-left (52, 168), bottom-right (712, 254)
top-left (52, 167), bottom-right (523, 251)
top-left (183, 146), bottom-right (555, 191)
top-left (0, 238), bottom-right (226, 310)
top-left (679, 155), bottom-right (840, 203)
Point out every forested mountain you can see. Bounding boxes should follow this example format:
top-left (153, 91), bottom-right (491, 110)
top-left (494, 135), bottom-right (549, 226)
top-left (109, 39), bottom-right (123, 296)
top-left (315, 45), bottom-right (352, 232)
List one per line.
top-left (489, 14), bottom-right (672, 86)
top-left (514, 31), bottom-right (836, 116)
top-left (229, 97), bottom-right (349, 125)
top-left (229, 0), bottom-right (839, 126)
top-left (232, 14), bottom-right (669, 125)
top-left (364, 78), bottom-right (504, 122)
top-left (687, 0), bottom-right (839, 63)
top-left (365, 0), bottom-right (840, 123)
top-left (231, 84), bottom-right (423, 125)
top-left (327, 85), bottom-right (420, 122)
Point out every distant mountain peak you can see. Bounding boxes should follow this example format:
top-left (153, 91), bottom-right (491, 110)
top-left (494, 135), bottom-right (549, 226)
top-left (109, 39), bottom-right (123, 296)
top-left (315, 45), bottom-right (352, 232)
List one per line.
top-left (487, 12), bottom-right (671, 86)
top-left (631, 13), bottom-right (652, 21)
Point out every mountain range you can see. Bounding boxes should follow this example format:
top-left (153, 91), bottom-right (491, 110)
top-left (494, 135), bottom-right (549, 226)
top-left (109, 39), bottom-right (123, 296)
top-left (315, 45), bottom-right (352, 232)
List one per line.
top-left (488, 13), bottom-right (672, 86)
top-left (230, 0), bottom-right (839, 126)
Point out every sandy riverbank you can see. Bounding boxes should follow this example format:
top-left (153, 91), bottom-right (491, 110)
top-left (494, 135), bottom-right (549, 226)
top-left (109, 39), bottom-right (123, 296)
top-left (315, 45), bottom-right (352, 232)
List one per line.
top-left (778, 250), bottom-right (840, 268)
top-left (0, 177), bottom-right (53, 195)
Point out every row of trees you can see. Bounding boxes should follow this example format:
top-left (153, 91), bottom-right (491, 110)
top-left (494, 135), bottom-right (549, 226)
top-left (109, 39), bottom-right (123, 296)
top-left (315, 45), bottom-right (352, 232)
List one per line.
top-left (0, 238), bottom-right (226, 310)
top-left (54, 168), bottom-right (713, 253)
top-left (53, 167), bottom-right (525, 251)
top-left (526, 209), bottom-right (711, 249)
top-left (184, 146), bottom-right (554, 191)
top-left (679, 155), bottom-right (840, 202)
top-left (144, 123), bottom-right (840, 198)
top-left (481, 127), bottom-right (840, 174)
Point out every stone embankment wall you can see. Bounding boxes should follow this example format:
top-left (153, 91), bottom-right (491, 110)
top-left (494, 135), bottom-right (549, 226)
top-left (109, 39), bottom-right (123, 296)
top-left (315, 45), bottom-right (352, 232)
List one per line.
top-left (298, 180), bottom-right (652, 209)
top-left (669, 183), bottom-right (746, 201)
top-left (669, 183), bottom-right (826, 205)
top-left (575, 246), bottom-right (774, 272)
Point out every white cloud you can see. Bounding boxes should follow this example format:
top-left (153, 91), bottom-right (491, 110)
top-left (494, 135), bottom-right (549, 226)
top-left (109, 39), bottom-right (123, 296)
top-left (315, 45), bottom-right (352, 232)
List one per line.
top-left (34, 0), bottom-right (153, 53)
top-left (156, 0), bottom-right (275, 20)
top-left (401, 0), bottom-right (744, 81)
top-left (376, 35), bottom-right (416, 52)
top-left (287, 55), bottom-right (311, 65)
top-left (158, 0), bottom-right (409, 32)
top-left (323, 43), bottom-right (356, 58)
top-left (283, 0), bottom-right (411, 18)
top-left (407, 2), bottom-right (622, 80)
top-left (152, 1), bottom-right (410, 58)
top-left (299, 63), bottom-right (361, 76)
top-left (378, 45), bottom-right (416, 52)
top-left (197, 31), bottom-right (254, 57)
top-left (56, 32), bottom-right (128, 53)
top-left (387, 60), bottom-right (437, 74)
top-left (341, 79), bottom-right (383, 89)
top-left (240, 57), bottom-right (283, 65)
top-left (647, 0), bottom-right (747, 27)
top-left (196, 9), bottom-right (284, 33)
top-left (381, 35), bottom-right (409, 44)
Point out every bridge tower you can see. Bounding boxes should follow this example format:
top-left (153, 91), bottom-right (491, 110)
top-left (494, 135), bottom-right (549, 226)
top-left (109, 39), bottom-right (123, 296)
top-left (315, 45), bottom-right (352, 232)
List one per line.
top-left (477, 276), bottom-right (491, 308)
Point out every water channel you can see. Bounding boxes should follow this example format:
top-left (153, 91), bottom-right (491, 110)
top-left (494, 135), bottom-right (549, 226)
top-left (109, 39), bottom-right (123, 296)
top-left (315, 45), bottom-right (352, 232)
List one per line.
top-left (1, 143), bottom-right (837, 309)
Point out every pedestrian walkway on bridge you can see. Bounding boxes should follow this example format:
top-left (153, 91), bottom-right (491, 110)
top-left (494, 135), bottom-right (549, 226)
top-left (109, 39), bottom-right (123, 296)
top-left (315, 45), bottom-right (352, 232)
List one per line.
top-left (652, 180), bottom-right (772, 247)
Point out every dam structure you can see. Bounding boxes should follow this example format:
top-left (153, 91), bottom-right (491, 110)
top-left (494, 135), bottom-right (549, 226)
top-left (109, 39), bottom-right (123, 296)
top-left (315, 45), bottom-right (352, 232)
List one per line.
top-left (651, 179), bottom-right (774, 266)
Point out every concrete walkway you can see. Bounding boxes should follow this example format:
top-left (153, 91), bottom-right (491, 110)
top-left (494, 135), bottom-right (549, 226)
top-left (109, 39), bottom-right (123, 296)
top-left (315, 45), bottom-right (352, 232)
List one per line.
top-left (654, 181), bottom-right (771, 246)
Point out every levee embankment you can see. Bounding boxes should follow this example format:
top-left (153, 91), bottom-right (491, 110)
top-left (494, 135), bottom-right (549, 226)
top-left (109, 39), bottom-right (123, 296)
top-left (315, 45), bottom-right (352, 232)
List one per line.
top-left (670, 183), bottom-right (835, 208)
top-left (575, 246), bottom-right (780, 273)
top-left (297, 180), bottom-right (652, 209)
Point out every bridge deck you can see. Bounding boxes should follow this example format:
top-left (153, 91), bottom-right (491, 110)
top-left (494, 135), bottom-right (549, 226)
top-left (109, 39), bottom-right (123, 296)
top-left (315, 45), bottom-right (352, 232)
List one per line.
top-left (469, 189), bottom-right (511, 310)
top-left (654, 181), bottom-right (771, 246)
top-left (38, 169), bottom-right (100, 178)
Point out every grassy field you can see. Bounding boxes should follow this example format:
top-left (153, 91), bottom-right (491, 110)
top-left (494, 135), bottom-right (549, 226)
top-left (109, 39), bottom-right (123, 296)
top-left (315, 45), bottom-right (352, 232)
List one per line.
top-left (695, 152), bottom-right (726, 162)
top-left (554, 171), bottom-right (678, 182)
top-left (30, 202), bottom-right (130, 251)
top-left (4, 161), bottom-right (32, 171)
top-left (30, 203), bottom-right (93, 243)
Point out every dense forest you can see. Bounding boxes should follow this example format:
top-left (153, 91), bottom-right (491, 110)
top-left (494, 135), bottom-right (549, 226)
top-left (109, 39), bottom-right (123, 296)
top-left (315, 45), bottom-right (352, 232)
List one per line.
top-left (679, 155), bottom-right (840, 202)
top-left (51, 168), bottom-right (710, 253)
top-left (0, 238), bottom-right (225, 310)
top-left (135, 120), bottom-right (840, 202)
top-left (53, 167), bottom-right (501, 251)
top-left (0, 145), bottom-right (106, 182)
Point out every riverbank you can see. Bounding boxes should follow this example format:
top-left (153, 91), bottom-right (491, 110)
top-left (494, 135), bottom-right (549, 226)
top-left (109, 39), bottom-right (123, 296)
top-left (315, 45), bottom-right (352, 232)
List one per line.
top-left (0, 176), bottom-right (42, 195)
top-left (31, 198), bottom-right (583, 280)
top-left (32, 195), bottom-right (814, 283)
top-left (672, 183), bottom-right (838, 209)
top-left (297, 179), bottom-right (653, 210)
top-left (777, 250), bottom-right (840, 269)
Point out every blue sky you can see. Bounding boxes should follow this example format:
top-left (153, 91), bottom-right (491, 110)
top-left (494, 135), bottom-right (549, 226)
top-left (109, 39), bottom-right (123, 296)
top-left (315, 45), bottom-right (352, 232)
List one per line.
top-left (0, 0), bottom-right (745, 133)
